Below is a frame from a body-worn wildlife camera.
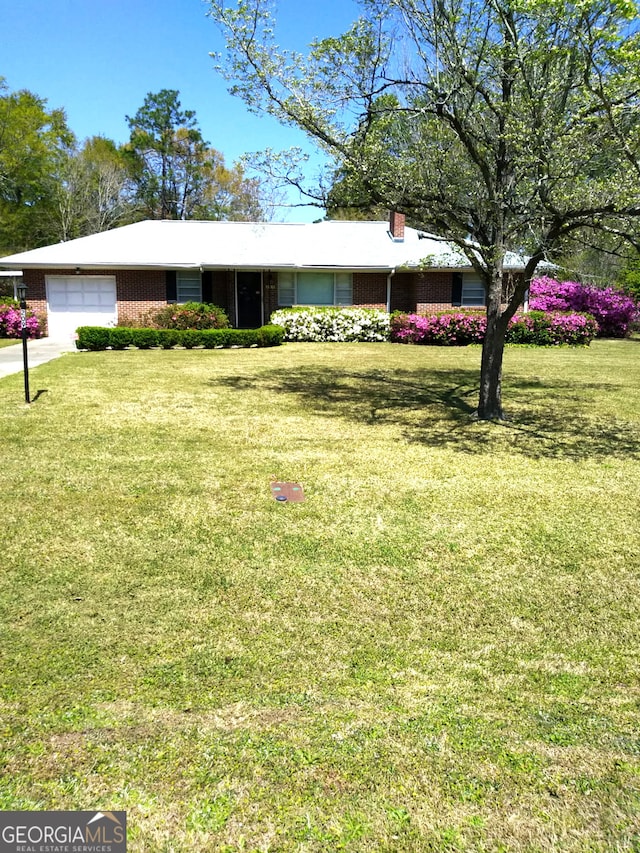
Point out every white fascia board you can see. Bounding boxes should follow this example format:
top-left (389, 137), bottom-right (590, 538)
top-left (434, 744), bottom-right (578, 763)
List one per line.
top-left (194, 264), bottom-right (396, 273)
top-left (7, 260), bottom-right (527, 272)
top-left (7, 262), bottom-right (203, 271)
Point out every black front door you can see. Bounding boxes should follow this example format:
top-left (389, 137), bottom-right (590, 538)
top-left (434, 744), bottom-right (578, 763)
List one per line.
top-left (236, 272), bottom-right (263, 328)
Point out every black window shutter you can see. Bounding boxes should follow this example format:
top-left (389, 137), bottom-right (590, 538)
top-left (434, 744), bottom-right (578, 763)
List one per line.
top-left (452, 272), bottom-right (463, 306)
top-left (202, 271), bottom-right (213, 304)
top-left (166, 270), bottom-right (177, 303)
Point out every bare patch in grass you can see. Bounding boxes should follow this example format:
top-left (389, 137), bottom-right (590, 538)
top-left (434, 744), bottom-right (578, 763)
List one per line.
top-left (97, 699), bottom-right (301, 732)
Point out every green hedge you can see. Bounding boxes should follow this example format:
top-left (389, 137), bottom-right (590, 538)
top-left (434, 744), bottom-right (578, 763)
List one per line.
top-left (76, 325), bottom-right (284, 351)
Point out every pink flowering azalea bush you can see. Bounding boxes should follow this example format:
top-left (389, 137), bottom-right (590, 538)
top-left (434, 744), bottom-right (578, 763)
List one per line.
top-left (507, 310), bottom-right (599, 345)
top-left (529, 277), bottom-right (639, 337)
top-left (0, 305), bottom-right (42, 339)
top-left (391, 309), bottom-right (598, 346)
top-left (390, 309), bottom-right (486, 345)
top-left (148, 302), bottom-right (230, 330)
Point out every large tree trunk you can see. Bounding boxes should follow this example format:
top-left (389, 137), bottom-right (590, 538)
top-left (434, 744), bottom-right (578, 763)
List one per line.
top-left (477, 270), bottom-right (508, 420)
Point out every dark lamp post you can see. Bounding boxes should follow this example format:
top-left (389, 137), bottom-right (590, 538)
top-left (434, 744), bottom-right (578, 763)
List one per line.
top-left (17, 283), bottom-right (30, 404)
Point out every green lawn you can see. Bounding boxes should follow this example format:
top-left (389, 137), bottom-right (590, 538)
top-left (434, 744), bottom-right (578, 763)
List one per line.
top-left (0, 338), bottom-right (19, 348)
top-left (1, 340), bottom-right (639, 852)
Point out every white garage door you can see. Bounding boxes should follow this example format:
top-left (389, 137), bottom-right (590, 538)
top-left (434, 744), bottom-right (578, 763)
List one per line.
top-left (46, 276), bottom-right (117, 340)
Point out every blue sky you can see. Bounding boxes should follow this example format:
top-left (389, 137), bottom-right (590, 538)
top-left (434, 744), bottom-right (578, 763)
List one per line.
top-left (1, 0), bottom-right (361, 221)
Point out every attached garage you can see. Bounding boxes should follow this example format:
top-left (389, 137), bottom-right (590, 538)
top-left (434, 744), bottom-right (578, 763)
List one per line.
top-left (46, 276), bottom-right (117, 340)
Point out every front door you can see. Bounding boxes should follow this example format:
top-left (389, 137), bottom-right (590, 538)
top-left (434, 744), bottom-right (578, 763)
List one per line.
top-left (236, 272), bottom-right (263, 328)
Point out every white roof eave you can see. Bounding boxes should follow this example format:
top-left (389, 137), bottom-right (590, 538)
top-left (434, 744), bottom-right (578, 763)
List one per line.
top-left (4, 260), bottom-right (528, 272)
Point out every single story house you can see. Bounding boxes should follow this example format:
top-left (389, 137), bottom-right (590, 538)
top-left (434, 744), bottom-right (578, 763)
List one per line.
top-left (0, 213), bottom-right (526, 340)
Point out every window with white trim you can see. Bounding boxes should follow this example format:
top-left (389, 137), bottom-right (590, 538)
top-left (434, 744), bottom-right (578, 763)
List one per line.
top-left (277, 271), bottom-right (353, 306)
top-left (177, 271), bottom-right (202, 303)
top-left (461, 277), bottom-right (485, 306)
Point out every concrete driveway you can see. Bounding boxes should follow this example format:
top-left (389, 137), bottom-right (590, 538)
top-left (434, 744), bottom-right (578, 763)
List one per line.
top-left (0, 337), bottom-right (76, 380)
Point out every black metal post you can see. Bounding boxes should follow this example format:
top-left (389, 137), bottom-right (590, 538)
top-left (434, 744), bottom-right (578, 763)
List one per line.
top-left (19, 294), bottom-right (30, 404)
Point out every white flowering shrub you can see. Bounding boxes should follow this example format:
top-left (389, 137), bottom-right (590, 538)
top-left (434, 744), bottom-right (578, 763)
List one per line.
top-left (270, 307), bottom-right (391, 342)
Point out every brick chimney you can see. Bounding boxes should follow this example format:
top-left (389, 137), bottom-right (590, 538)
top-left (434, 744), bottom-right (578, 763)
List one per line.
top-left (389, 210), bottom-right (405, 241)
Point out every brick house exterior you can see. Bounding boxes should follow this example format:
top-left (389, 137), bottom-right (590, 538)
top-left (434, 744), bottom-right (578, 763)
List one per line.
top-left (1, 214), bottom-right (528, 338)
top-left (21, 266), bottom-right (459, 334)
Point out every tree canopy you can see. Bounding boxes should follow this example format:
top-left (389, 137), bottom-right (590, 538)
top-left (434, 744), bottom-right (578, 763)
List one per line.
top-left (124, 88), bottom-right (264, 221)
top-left (0, 82), bottom-right (270, 255)
top-left (53, 136), bottom-right (134, 241)
top-left (210, 0), bottom-right (640, 418)
top-left (0, 78), bottom-right (74, 253)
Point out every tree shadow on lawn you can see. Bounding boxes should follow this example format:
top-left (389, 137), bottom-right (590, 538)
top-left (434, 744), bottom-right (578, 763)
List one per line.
top-left (212, 366), bottom-right (640, 461)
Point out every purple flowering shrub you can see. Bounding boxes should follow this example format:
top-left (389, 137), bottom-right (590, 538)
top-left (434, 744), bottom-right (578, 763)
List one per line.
top-left (391, 309), bottom-right (598, 346)
top-left (0, 306), bottom-right (42, 339)
top-left (529, 277), bottom-right (639, 337)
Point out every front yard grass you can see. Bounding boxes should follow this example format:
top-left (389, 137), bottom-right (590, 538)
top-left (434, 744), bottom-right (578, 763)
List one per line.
top-left (0, 338), bottom-right (19, 348)
top-left (1, 339), bottom-right (639, 851)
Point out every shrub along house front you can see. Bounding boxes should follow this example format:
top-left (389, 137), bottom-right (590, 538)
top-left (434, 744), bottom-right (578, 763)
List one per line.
top-left (0, 213), bottom-right (527, 340)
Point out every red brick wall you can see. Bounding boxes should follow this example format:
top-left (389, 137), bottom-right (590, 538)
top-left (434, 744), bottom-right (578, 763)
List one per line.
top-left (413, 271), bottom-right (454, 313)
top-left (353, 273), bottom-right (388, 309)
top-left (113, 270), bottom-right (167, 323)
top-left (389, 273), bottom-right (413, 313)
top-left (390, 271), bottom-right (454, 313)
top-left (20, 269), bottom-right (49, 334)
top-left (210, 271), bottom-right (233, 320)
top-left (264, 271), bottom-right (279, 322)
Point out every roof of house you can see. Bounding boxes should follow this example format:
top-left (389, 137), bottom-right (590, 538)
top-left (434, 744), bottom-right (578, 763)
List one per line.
top-left (0, 219), bottom-right (528, 272)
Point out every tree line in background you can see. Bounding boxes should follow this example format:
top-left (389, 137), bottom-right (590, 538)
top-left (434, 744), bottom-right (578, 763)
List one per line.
top-left (0, 81), bottom-right (268, 255)
top-left (3, 72), bottom-right (639, 304)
